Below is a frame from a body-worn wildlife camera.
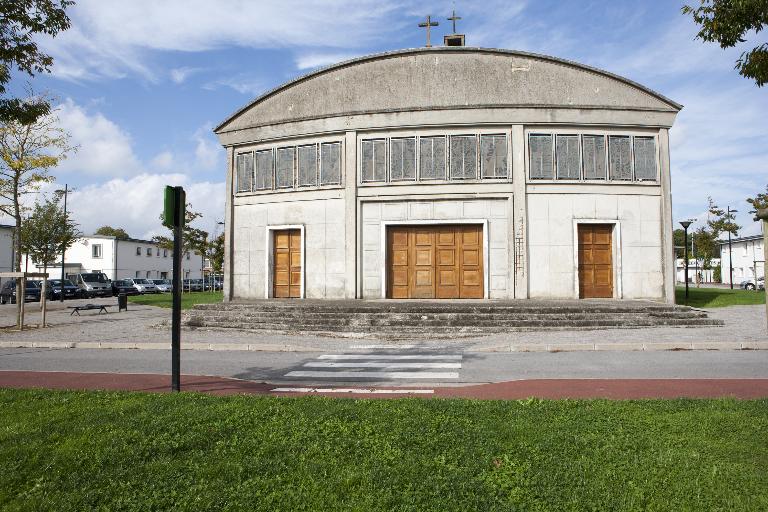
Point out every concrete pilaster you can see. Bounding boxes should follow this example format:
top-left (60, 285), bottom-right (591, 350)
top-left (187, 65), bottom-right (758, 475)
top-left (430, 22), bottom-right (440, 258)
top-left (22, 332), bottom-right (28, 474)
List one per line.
top-left (659, 129), bottom-right (675, 304)
top-left (344, 131), bottom-right (358, 298)
top-left (223, 146), bottom-right (235, 302)
top-left (511, 125), bottom-right (528, 299)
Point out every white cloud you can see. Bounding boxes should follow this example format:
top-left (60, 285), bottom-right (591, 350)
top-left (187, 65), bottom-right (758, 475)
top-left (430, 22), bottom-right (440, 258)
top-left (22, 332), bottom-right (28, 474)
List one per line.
top-left (203, 75), bottom-right (267, 96)
top-left (294, 52), bottom-right (359, 70)
top-left (55, 99), bottom-right (142, 177)
top-left (193, 124), bottom-right (220, 172)
top-left (170, 66), bottom-right (203, 84)
top-left (65, 174), bottom-right (225, 240)
top-left (41, 0), bottom-right (403, 82)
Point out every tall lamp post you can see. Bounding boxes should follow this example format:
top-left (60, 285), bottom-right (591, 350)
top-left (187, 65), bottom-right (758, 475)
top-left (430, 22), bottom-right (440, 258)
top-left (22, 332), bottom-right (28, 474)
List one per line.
top-left (57, 184), bottom-right (68, 302)
top-left (680, 220), bottom-right (692, 302)
top-left (726, 206), bottom-right (738, 289)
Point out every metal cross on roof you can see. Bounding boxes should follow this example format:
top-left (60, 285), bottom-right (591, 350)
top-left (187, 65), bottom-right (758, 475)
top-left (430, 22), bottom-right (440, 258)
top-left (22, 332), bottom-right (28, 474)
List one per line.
top-left (418, 15), bottom-right (439, 47)
top-left (447, 9), bottom-right (462, 33)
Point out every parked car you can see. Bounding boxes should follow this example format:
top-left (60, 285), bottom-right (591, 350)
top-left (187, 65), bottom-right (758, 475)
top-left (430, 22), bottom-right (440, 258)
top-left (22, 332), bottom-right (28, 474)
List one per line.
top-left (740, 276), bottom-right (765, 291)
top-left (152, 279), bottom-right (173, 292)
top-left (182, 278), bottom-right (203, 292)
top-left (111, 279), bottom-right (141, 296)
top-left (124, 278), bottom-right (159, 294)
top-left (70, 272), bottom-right (112, 298)
top-left (43, 279), bottom-right (81, 300)
top-left (0, 280), bottom-right (41, 304)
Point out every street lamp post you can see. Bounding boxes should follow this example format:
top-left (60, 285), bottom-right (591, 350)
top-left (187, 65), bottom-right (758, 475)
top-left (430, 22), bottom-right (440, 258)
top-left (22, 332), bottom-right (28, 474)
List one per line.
top-left (59, 184), bottom-right (68, 302)
top-left (680, 220), bottom-right (692, 302)
top-left (727, 206), bottom-right (738, 289)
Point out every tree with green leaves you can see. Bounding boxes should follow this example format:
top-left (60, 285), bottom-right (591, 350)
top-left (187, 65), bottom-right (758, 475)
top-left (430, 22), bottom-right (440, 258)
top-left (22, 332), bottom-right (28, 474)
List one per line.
top-left (208, 233), bottom-right (224, 274)
top-left (683, 0), bottom-right (768, 87)
top-left (692, 226), bottom-right (718, 269)
top-left (707, 196), bottom-right (741, 239)
top-left (1, 0), bottom-right (73, 124)
top-left (153, 203), bottom-right (208, 287)
top-left (0, 94), bottom-right (75, 270)
top-left (746, 184), bottom-right (768, 221)
top-left (673, 228), bottom-right (687, 258)
top-left (94, 225), bottom-right (131, 240)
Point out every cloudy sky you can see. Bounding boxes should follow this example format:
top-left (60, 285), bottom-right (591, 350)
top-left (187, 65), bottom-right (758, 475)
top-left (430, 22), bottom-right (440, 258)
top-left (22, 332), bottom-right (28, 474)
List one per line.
top-left (5, 0), bottom-right (767, 239)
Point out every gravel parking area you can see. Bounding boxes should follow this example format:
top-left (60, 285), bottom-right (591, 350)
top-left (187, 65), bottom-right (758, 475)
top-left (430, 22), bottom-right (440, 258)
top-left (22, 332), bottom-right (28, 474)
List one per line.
top-left (0, 298), bottom-right (766, 352)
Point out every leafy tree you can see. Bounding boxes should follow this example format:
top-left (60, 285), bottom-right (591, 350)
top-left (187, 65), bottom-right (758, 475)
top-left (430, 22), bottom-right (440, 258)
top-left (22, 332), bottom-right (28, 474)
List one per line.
top-left (707, 196), bottom-right (741, 239)
top-left (94, 225), bottom-right (131, 240)
top-left (1, 0), bottom-right (73, 123)
top-left (153, 203), bottom-right (208, 286)
top-left (683, 0), bottom-right (768, 87)
top-left (746, 183), bottom-right (768, 220)
top-left (713, 264), bottom-right (722, 283)
top-left (691, 226), bottom-right (718, 269)
top-left (0, 94), bottom-right (74, 270)
top-left (20, 196), bottom-right (81, 292)
top-left (208, 233), bottom-right (224, 274)
top-left (673, 228), bottom-right (687, 258)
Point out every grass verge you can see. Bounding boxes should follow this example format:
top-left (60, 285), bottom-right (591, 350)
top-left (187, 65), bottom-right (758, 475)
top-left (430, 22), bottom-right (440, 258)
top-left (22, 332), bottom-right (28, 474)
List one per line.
top-left (676, 286), bottom-right (765, 308)
top-left (1, 389), bottom-right (767, 511)
top-left (128, 290), bottom-right (222, 309)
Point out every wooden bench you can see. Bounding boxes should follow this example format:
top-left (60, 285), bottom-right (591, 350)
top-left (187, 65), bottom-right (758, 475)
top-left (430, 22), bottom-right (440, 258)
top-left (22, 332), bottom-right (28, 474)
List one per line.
top-left (68, 304), bottom-right (111, 316)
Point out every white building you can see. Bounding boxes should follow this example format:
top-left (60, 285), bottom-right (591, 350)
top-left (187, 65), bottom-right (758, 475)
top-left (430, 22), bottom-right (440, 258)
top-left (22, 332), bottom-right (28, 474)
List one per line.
top-left (216, 47), bottom-right (680, 302)
top-left (26, 235), bottom-right (204, 281)
top-left (675, 258), bottom-right (719, 284)
top-left (718, 234), bottom-right (765, 285)
top-left (0, 224), bottom-right (15, 287)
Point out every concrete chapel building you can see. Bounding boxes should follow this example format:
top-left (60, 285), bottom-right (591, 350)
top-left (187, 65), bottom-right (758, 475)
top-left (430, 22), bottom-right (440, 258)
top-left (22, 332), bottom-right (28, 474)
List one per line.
top-left (214, 47), bottom-right (680, 302)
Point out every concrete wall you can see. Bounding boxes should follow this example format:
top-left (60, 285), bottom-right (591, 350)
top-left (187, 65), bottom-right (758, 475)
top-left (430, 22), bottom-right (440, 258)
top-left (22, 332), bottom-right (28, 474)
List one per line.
top-left (360, 198), bottom-right (511, 299)
top-left (0, 226), bottom-right (14, 288)
top-left (232, 193), bottom-right (347, 299)
top-left (527, 191), bottom-right (663, 299)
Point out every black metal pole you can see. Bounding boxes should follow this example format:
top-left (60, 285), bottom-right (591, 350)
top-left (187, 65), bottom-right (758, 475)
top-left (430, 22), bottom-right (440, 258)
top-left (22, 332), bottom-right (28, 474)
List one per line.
top-left (727, 207), bottom-right (734, 289)
top-left (684, 226), bottom-right (689, 301)
top-left (171, 202), bottom-right (183, 392)
top-left (60, 184), bottom-right (67, 302)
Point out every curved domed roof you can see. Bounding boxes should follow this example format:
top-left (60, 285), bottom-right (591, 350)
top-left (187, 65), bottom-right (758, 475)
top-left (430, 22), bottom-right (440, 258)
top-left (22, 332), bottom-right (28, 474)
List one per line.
top-left (215, 47), bottom-right (681, 134)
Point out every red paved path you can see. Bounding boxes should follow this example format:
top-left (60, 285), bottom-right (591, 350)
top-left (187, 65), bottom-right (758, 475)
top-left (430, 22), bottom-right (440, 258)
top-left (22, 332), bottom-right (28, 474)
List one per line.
top-left (2, 371), bottom-right (768, 399)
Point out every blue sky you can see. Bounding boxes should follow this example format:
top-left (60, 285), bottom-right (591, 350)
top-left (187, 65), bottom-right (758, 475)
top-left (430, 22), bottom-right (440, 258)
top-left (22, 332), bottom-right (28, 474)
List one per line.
top-left (6, 0), bottom-right (767, 239)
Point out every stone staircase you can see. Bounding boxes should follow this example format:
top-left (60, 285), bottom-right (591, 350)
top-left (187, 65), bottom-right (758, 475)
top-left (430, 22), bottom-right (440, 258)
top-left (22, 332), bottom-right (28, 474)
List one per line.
top-left (183, 299), bottom-right (724, 338)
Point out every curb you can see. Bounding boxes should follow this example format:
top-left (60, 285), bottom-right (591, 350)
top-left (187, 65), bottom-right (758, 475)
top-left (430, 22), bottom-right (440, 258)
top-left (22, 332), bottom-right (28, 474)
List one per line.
top-left (1, 340), bottom-right (766, 352)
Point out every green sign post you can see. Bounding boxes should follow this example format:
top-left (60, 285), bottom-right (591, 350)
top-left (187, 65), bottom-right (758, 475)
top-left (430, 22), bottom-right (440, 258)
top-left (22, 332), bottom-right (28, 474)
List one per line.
top-left (164, 186), bottom-right (185, 391)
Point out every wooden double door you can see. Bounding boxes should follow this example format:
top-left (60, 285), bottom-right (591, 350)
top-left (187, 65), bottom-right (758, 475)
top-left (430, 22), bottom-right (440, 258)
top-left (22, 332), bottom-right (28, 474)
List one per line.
top-left (578, 224), bottom-right (613, 298)
top-left (273, 229), bottom-right (302, 298)
top-left (387, 225), bottom-right (484, 299)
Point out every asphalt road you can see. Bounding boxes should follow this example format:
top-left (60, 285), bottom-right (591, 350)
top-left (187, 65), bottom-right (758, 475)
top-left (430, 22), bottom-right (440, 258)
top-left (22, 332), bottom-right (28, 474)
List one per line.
top-left (1, 348), bottom-right (767, 387)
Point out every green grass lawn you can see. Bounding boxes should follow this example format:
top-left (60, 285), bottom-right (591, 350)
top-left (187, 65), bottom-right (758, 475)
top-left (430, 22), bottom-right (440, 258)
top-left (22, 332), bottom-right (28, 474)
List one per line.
top-left (1, 390), bottom-right (767, 511)
top-left (676, 286), bottom-right (766, 308)
top-left (128, 290), bottom-right (223, 309)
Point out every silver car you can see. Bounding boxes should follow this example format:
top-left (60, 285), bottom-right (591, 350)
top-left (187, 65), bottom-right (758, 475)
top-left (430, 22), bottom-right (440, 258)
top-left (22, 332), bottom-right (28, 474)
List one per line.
top-left (125, 278), bottom-right (159, 294)
top-left (152, 279), bottom-right (173, 292)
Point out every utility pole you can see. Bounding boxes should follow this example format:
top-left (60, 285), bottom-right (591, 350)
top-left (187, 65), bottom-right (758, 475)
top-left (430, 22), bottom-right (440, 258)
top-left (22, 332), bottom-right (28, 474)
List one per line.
top-left (680, 221), bottom-right (692, 302)
top-left (59, 184), bottom-right (68, 302)
top-left (727, 205), bottom-right (738, 289)
top-left (164, 186), bottom-right (185, 392)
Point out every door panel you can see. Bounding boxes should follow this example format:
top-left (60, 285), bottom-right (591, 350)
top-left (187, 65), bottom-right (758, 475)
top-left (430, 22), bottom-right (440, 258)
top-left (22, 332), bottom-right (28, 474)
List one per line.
top-left (387, 224), bottom-right (483, 299)
top-left (578, 224), bottom-right (613, 298)
top-left (273, 229), bottom-right (302, 298)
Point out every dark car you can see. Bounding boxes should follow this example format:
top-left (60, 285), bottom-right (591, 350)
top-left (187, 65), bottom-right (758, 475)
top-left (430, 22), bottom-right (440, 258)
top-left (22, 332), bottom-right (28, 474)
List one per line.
top-left (43, 279), bottom-right (81, 300)
top-left (112, 279), bottom-right (141, 296)
top-left (0, 280), bottom-right (42, 304)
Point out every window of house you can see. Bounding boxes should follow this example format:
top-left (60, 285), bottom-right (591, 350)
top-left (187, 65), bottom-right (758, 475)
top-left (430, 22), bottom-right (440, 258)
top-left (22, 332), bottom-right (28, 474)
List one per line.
top-left (92, 244), bottom-right (102, 258)
top-left (529, 134), bottom-right (554, 179)
top-left (156, 248), bottom-right (160, 256)
top-left (276, 147), bottom-right (295, 188)
top-left (555, 135), bottom-right (580, 180)
top-left (254, 149), bottom-right (274, 191)
top-left (146, 248), bottom-right (152, 256)
top-left (136, 247), bottom-right (141, 256)
top-left (235, 152), bottom-right (253, 193)
top-left (390, 137), bottom-right (416, 181)
top-left (449, 135), bottom-right (477, 179)
top-left (582, 135), bottom-right (606, 180)
top-left (419, 136), bottom-right (446, 180)
top-left (608, 135), bottom-right (632, 180)
top-left (161, 272), bottom-right (168, 279)
top-left (361, 139), bottom-right (387, 182)
top-left (480, 134), bottom-right (508, 179)
top-left (135, 271), bottom-right (140, 278)
top-left (320, 142), bottom-right (341, 185)
top-left (146, 271), bottom-right (151, 279)
top-left (633, 137), bottom-right (656, 181)
top-left (297, 144), bottom-right (318, 187)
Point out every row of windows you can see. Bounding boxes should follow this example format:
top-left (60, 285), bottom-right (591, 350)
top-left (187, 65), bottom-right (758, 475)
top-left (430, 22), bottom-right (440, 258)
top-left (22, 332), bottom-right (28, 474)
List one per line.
top-left (529, 134), bottom-right (657, 182)
top-left (360, 134), bottom-right (508, 183)
top-left (236, 142), bottom-right (342, 193)
top-left (133, 247), bottom-right (189, 259)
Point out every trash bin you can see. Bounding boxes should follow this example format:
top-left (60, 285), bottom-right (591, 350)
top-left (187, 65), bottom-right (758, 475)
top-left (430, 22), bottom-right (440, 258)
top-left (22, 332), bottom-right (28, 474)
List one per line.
top-left (117, 293), bottom-right (127, 312)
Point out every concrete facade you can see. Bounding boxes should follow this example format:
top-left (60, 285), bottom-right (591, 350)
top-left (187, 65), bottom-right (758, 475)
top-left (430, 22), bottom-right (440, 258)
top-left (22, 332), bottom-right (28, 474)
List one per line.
top-left (215, 47), bottom-right (680, 302)
top-left (0, 225), bottom-right (15, 288)
top-left (25, 236), bottom-right (204, 281)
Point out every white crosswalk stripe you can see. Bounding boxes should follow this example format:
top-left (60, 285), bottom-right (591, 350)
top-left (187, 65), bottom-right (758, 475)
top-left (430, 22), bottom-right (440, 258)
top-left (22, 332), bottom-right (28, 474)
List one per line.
top-left (283, 352), bottom-right (463, 381)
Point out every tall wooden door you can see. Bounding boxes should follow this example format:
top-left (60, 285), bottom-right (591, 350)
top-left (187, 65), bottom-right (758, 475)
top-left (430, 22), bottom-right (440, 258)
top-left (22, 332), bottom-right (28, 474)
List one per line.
top-left (578, 224), bottom-right (613, 298)
top-left (387, 225), bottom-right (483, 299)
top-left (273, 229), bottom-right (302, 298)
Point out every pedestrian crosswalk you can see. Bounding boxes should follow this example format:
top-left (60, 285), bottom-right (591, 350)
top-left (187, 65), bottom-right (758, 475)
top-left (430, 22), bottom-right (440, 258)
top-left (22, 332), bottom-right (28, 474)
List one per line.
top-left (283, 352), bottom-right (463, 381)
